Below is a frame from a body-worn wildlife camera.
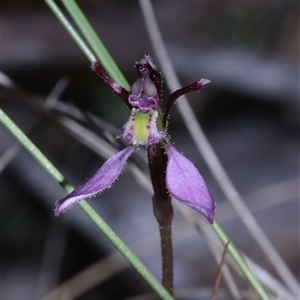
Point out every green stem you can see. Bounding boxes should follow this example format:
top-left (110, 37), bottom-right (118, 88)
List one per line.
top-left (0, 109), bottom-right (174, 300)
top-left (212, 221), bottom-right (270, 300)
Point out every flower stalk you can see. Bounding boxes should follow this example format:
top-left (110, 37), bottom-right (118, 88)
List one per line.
top-left (148, 143), bottom-right (174, 294)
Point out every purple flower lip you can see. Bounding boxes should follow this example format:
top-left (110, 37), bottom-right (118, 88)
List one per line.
top-left (55, 55), bottom-right (215, 223)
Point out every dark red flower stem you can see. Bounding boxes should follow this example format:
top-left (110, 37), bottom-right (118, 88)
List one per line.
top-left (147, 143), bottom-right (174, 295)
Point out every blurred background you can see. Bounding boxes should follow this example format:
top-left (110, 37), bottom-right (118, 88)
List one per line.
top-left (1, 0), bottom-right (299, 299)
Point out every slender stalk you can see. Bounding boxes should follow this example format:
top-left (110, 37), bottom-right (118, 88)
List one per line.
top-left (159, 222), bottom-right (173, 293)
top-left (211, 241), bottom-right (230, 300)
top-left (0, 109), bottom-right (174, 300)
top-left (148, 144), bottom-right (174, 295)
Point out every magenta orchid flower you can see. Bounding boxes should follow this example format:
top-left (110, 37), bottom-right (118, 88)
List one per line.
top-left (55, 55), bottom-right (216, 223)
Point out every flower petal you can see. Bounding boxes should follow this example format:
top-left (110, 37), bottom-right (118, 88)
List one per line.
top-left (165, 145), bottom-right (215, 223)
top-left (55, 146), bottom-right (135, 216)
top-left (91, 61), bottom-right (131, 110)
top-left (163, 78), bottom-right (210, 126)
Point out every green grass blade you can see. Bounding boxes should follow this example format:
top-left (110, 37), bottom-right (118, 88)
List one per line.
top-left (45, 0), bottom-right (96, 62)
top-left (60, 0), bottom-right (130, 90)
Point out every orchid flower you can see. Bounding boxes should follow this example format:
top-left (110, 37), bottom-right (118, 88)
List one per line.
top-left (55, 55), bottom-right (216, 223)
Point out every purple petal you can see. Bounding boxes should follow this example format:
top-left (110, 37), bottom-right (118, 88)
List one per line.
top-left (163, 79), bottom-right (210, 126)
top-left (91, 61), bottom-right (132, 110)
top-left (55, 146), bottom-right (135, 216)
top-left (165, 145), bottom-right (215, 223)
